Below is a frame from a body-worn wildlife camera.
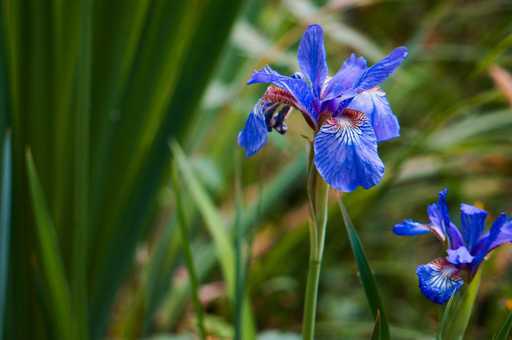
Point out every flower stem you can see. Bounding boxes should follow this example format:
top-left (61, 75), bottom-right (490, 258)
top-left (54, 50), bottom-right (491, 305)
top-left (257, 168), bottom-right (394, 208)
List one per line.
top-left (302, 145), bottom-right (329, 340)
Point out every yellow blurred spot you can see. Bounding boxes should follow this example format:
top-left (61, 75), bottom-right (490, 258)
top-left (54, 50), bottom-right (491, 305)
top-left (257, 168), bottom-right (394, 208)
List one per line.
top-left (505, 299), bottom-right (512, 311)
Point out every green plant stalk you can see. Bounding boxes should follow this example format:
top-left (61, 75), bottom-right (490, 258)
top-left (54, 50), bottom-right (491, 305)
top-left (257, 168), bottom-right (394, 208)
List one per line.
top-left (302, 145), bottom-right (329, 340)
top-left (171, 162), bottom-right (206, 340)
top-left (437, 269), bottom-right (482, 340)
top-left (233, 150), bottom-right (244, 340)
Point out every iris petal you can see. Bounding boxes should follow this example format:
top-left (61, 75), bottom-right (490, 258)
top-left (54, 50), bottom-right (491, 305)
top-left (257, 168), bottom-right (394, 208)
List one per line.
top-left (460, 203), bottom-right (488, 251)
top-left (446, 246), bottom-right (474, 265)
top-left (322, 53), bottom-right (367, 101)
top-left (297, 24), bottom-right (328, 98)
top-left (356, 47), bottom-right (408, 92)
top-left (473, 213), bottom-right (511, 266)
top-left (393, 219), bottom-right (431, 236)
top-left (427, 189), bottom-right (465, 249)
top-left (348, 89), bottom-right (400, 142)
top-left (237, 102), bottom-right (269, 157)
top-left (416, 258), bottom-right (464, 304)
top-left (247, 66), bottom-right (319, 122)
top-left (393, 219), bottom-right (446, 241)
top-left (313, 110), bottom-right (384, 192)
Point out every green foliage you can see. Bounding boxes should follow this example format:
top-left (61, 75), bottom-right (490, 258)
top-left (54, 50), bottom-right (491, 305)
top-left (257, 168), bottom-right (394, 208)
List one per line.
top-left (1, 0), bottom-right (512, 338)
top-left (437, 270), bottom-right (482, 340)
top-left (493, 310), bottom-right (512, 340)
top-left (338, 199), bottom-right (390, 340)
top-left (1, 0), bottom-right (244, 339)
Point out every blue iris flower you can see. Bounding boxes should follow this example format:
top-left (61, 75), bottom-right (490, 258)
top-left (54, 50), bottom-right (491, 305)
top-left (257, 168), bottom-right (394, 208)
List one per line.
top-left (238, 24), bottom-right (408, 192)
top-left (393, 189), bottom-right (512, 304)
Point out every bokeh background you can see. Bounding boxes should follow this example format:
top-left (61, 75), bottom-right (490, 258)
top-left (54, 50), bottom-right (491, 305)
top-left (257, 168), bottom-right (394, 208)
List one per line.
top-left (1, 0), bottom-right (512, 339)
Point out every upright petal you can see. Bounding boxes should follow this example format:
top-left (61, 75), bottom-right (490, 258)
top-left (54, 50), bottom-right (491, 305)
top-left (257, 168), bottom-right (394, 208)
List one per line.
top-left (248, 66), bottom-right (319, 122)
top-left (460, 203), bottom-right (488, 251)
top-left (321, 53), bottom-right (367, 101)
top-left (348, 89), bottom-right (400, 142)
top-left (427, 189), bottom-right (465, 249)
top-left (416, 258), bottom-right (464, 304)
top-left (313, 109), bottom-right (384, 192)
top-left (393, 219), bottom-right (445, 241)
top-left (238, 102), bottom-right (269, 157)
top-left (297, 24), bottom-right (328, 98)
top-left (356, 47), bottom-right (408, 92)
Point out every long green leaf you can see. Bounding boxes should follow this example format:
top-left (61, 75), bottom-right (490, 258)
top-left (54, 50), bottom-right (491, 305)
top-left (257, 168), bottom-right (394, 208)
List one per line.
top-left (437, 269), bottom-right (482, 340)
top-left (493, 310), bottom-right (512, 340)
top-left (338, 198), bottom-right (390, 340)
top-left (171, 162), bottom-right (206, 340)
top-left (72, 1), bottom-right (92, 339)
top-left (0, 133), bottom-right (11, 340)
top-left (89, 2), bottom-right (245, 336)
top-left (172, 142), bottom-right (256, 340)
top-left (172, 142), bottom-right (235, 292)
top-left (25, 150), bottom-right (73, 340)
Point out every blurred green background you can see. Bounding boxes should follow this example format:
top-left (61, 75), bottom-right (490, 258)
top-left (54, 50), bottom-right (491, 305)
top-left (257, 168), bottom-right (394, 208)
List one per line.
top-left (1, 0), bottom-right (512, 339)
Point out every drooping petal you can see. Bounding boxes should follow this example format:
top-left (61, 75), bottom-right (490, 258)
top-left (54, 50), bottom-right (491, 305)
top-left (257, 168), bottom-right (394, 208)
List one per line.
top-left (486, 217), bottom-right (512, 251)
top-left (321, 53), bottom-right (367, 101)
top-left (416, 258), bottom-right (464, 304)
top-left (348, 89), bottom-right (400, 142)
top-left (237, 102), bottom-right (269, 157)
top-left (427, 189), bottom-right (465, 249)
top-left (297, 24), bottom-right (328, 98)
top-left (473, 213), bottom-right (511, 265)
top-left (393, 219), bottom-right (431, 236)
top-left (393, 219), bottom-right (446, 241)
top-left (248, 66), bottom-right (319, 122)
top-left (313, 109), bottom-right (384, 192)
top-left (356, 47), bottom-right (408, 92)
top-left (446, 246), bottom-right (474, 265)
top-left (460, 203), bottom-right (488, 251)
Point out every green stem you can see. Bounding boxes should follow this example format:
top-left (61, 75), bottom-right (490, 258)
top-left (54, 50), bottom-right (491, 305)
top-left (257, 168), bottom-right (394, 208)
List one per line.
top-left (302, 145), bottom-right (329, 340)
top-left (234, 150), bottom-right (244, 340)
top-left (171, 163), bottom-right (206, 340)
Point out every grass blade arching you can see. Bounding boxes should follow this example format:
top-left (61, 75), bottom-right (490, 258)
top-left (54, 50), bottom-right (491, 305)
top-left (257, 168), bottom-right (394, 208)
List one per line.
top-left (26, 150), bottom-right (73, 340)
top-left (338, 198), bottom-right (390, 340)
top-left (171, 161), bottom-right (206, 340)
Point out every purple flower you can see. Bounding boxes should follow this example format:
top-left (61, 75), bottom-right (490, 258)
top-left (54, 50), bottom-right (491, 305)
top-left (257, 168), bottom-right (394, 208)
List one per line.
top-left (393, 189), bottom-right (512, 304)
top-left (238, 24), bottom-right (408, 192)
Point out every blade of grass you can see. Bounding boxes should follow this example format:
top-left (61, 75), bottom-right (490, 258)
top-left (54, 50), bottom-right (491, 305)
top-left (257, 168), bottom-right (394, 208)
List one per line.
top-left (437, 269), bottom-right (482, 340)
top-left (233, 150), bottom-right (245, 340)
top-left (337, 198), bottom-right (390, 340)
top-left (89, 1), bottom-right (245, 336)
top-left (26, 150), bottom-right (73, 340)
top-left (172, 142), bottom-right (235, 292)
top-left (172, 142), bottom-right (256, 340)
top-left (493, 310), bottom-right (512, 340)
top-left (171, 162), bottom-right (206, 340)
top-left (72, 0), bottom-right (92, 338)
top-left (0, 133), bottom-right (11, 340)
